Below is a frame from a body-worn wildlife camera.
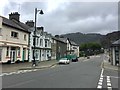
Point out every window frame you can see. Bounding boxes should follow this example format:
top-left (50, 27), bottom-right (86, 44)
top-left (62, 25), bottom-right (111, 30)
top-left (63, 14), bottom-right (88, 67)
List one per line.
top-left (11, 31), bottom-right (18, 38)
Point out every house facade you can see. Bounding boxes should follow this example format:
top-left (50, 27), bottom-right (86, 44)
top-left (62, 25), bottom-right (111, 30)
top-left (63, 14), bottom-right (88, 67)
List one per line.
top-left (52, 36), bottom-right (79, 60)
top-left (52, 36), bottom-right (67, 60)
top-left (110, 39), bottom-right (120, 66)
top-left (29, 25), bottom-right (52, 62)
top-left (51, 37), bottom-right (57, 60)
top-left (0, 12), bottom-right (30, 63)
top-left (69, 41), bottom-right (79, 57)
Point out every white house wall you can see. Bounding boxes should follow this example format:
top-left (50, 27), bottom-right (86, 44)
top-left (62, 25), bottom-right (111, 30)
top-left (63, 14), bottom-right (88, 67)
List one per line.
top-left (0, 24), bottom-right (29, 63)
top-left (29, 30), bottom-right (52, 62)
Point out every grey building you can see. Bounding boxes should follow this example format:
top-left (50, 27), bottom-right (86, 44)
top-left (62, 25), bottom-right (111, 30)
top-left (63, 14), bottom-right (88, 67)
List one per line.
top-left (110, 39), bottom-right (120, 66)
top-left (52, 36), bottom-right (67, 60)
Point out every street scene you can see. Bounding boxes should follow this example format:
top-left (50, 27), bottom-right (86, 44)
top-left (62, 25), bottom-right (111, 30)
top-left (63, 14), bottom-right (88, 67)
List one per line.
top-left (1, 54), bottom-right (120, 89)
top-left (0, 0), bottom-right (120, 90)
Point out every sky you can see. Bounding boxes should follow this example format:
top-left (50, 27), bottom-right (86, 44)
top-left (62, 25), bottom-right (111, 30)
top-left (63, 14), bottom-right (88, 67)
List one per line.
top-left (0, 0), bottom-right (119, 35)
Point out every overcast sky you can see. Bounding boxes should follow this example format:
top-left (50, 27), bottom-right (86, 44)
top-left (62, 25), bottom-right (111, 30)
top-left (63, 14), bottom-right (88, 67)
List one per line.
top-left (1, 0), bottom-right (119, 35)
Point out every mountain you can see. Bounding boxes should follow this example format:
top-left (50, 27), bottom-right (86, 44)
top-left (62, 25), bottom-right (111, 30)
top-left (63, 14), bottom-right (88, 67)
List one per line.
top-left (60, 31), bottom-right (120, 48)
top-left (60, 32), bottom-right (104, 45)
top-left (101, 31), bottom-right (120, 48)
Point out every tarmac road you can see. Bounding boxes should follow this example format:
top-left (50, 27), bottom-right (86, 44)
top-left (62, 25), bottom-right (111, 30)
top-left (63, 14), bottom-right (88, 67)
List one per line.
top-left (2, 54), bottom-right (119, 89)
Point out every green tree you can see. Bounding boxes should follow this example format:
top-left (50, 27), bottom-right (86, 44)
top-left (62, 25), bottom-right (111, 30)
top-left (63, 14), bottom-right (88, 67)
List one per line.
top-left (79, 42), bottom-right (102, 56)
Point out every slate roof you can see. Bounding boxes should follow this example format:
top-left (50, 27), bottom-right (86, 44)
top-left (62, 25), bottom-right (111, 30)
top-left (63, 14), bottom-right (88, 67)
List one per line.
top-left (70, 41), bottom-right (78, 46)
top-left (52, 37), bottom-right (67, 44)
top-left (52, 37), bottom-right (78, 46)
top-left (2, 16), bottom-right (30, 33)
top-left (112, 39), bottom-right (120, 46)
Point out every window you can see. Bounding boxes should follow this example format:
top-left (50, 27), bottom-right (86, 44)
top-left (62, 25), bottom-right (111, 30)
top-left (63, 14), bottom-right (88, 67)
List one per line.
top-left (40, 39), bottom-right (43, 46)
top-left (24, 34), bottom-right (26, 40)
top-left (17, 48), bottom-right (20, 56)
top-left (11, 31), bottom-right (18, 38)
top-left (6, 47), bottom-right (9, 56)
top-left (48, 41), bottom-right (50, 47)
top-left (36, 38), bottom-right (39, 46)
top-left (45, 40), bottom-right (47, 47)
top-left (35, 50), bottom-right (39, 60)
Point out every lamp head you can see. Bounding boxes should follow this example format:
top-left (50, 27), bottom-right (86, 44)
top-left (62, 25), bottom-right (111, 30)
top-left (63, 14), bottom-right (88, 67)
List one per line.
top-left (39, 10), bottom-right (44, 15)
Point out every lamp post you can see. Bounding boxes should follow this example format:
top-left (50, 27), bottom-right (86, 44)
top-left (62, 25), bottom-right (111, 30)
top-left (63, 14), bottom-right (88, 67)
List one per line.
top-left (33, 8), bottom-right (44, 66)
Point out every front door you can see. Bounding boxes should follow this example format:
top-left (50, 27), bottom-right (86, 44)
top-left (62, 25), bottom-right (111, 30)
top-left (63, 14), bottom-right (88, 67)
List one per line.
top-left (10, 50), bottom-right (16, 63)
top-left (22, 48), bottom-right (26, 62)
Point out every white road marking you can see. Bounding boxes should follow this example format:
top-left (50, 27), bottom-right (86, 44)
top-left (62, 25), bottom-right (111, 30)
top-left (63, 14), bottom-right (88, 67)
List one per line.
top-left (97, 68), bottom-right (104, 89)
top-left (97, 85), bottom-right (102, 89)
top-left (0, 69), bottom-right (38, 77)
top-left (98, 82), bottom-right (102, 85)
top-left (0, 74), bottom-right (3, 76)
top-left (109, 76), bottom-right (120, 79)
top-left (107, 76), bottom-right (112, 90)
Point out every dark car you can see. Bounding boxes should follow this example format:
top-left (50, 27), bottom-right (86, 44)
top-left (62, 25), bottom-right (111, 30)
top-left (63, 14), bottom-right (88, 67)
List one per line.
top-left (72, 57), bottom-right (78, 62)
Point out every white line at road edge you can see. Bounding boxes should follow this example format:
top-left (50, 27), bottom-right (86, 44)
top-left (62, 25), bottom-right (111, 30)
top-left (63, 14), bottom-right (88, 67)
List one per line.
top-left (97, 68), bottom-right (104, 89)
top-left (107, 76), bottom-right (112, 90)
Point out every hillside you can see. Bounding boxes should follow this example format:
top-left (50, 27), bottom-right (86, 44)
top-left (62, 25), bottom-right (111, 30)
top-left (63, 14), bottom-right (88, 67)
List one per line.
top-left (60, 32), bottom-right (104, 45)
top-left (101, 31), bottom-right (120, 48)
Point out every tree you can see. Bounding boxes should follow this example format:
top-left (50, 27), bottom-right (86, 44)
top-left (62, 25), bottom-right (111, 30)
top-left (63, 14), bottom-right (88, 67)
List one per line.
top-left (79, 42), bottom-right (102, 56)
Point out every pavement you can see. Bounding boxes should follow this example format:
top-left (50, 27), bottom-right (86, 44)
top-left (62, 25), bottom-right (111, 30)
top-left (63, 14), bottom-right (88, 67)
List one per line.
top-left (1, 55), bottom-right (119, 73)
top-left (1, 59), bottom-right (58, 73)
top-left (102, 60), bottom-right (120, 71)
top-left (1, 57), bottom-right (86, 73)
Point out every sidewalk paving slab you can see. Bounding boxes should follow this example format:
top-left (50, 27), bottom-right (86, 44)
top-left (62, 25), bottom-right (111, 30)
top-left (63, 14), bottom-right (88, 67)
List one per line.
top-left (1, 60), bottom-right (58, 73)
top-left (103, 60), bottom-right (120, 71)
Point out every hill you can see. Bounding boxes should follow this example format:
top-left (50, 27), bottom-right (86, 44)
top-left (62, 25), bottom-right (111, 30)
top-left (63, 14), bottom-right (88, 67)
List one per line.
top-left (60, 32), bottom-right (104, 45)
top-left (101, 31), bottom-right (120, 48)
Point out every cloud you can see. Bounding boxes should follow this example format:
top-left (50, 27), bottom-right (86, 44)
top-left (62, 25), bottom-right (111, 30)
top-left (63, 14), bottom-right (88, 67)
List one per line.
top-left (3, 1), bottom-right (118, 35)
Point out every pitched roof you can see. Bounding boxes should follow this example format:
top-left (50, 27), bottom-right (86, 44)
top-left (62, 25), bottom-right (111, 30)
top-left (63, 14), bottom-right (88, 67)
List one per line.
top-left (52, 37), bottom-right (67, 44)
top-left (70, 41), bottom-right (78, 46)
top-left (2, 16), bottom-right (30, 33)
top-left (59, 38), bottom-right (68, 43)
top-left (112, 39), bottom-right (120, 45)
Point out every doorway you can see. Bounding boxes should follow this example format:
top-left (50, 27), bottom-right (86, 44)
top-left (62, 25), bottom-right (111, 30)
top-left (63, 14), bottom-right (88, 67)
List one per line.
top-left (10, 47), bottom-right (16, 63)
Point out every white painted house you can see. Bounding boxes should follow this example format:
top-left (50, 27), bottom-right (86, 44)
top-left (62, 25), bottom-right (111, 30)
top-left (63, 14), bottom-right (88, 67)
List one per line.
top-left (28, 25), bottom-right (52, 62)
top-left (0, 12), bottom-right (30, 63)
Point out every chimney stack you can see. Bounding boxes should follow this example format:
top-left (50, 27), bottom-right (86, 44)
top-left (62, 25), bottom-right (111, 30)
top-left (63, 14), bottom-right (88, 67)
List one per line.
top-left (9, 12), bottom-right (20, 22)
top-left (37, 26), bottom-right (44, 35)
top-left (26, 20), bottom-right (34, 27)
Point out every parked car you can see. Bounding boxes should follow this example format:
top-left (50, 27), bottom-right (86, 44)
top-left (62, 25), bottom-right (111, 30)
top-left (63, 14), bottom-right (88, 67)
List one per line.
top-left (72, 57), bottom-right (78, 62)
top-left (58, 58), bottom-right (70, 64)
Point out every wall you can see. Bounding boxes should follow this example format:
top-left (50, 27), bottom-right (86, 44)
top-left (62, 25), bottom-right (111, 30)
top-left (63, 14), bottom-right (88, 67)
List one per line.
top-left (0, 24), bottom-right (29, 63)
top-left (1, 25), bottom-right (28, 45)
top-left (56, 41), bottom-right (67, 60)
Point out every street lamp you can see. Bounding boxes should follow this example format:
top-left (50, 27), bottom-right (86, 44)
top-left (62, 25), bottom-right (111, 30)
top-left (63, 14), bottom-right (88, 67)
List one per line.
top-left (33, 8), bottom-right (44, 66)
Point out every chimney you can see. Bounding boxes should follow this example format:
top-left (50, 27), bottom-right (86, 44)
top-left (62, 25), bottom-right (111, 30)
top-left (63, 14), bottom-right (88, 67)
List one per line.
top-left (26, 20), bottom-right (34, 27)
top-left (37, 26), bottom-right (44, 35)
top-left (55, 35), bottom-right (59, 38)
top-left (9, 12), bottom-right (20, 22)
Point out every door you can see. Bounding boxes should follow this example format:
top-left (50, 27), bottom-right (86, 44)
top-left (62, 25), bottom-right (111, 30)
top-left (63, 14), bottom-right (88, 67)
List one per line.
top-left (10, 50), bottom-right (16, 63)
top-left (22, 48), bottom-right (26, 61)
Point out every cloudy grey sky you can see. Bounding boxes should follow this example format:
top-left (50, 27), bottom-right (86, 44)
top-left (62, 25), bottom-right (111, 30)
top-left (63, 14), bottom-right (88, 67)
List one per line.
top-left (1, 0), bottom-right (119, 35)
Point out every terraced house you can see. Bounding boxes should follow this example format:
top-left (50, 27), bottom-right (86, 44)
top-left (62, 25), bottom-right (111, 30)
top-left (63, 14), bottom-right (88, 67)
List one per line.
top-left (27, 22), bottom-right (52, 62)
top-left (0, 12), bottom-right (30, 63)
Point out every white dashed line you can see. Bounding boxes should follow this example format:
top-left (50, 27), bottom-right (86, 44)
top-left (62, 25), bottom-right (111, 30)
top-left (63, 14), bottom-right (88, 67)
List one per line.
top-left (97, 68), bottom-right (104, 89)
top-left (107, 76), bottom-right (112, 90)
top-left (0, 69), bottom-right (38, 77)
top-left (97, 85), bottom-right (102, 89)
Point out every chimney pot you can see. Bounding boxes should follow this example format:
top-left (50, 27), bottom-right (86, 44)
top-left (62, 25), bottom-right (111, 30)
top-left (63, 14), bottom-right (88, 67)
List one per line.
top-left (9, 12), bottom-right (20, 22)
